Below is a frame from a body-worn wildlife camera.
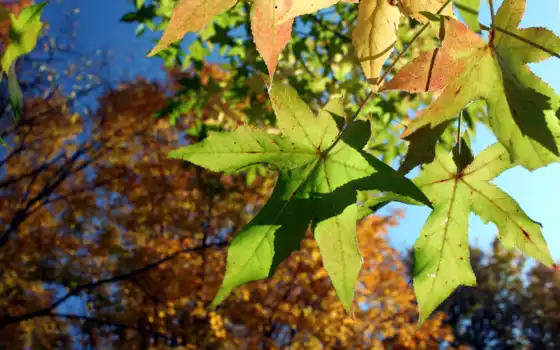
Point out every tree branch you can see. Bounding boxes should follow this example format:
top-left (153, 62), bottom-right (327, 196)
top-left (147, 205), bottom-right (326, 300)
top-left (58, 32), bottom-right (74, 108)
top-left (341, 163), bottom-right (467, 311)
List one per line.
top-left (0, 241), bottom-right (227, 329)
top-left (45, 312), bottom-right (177, 343)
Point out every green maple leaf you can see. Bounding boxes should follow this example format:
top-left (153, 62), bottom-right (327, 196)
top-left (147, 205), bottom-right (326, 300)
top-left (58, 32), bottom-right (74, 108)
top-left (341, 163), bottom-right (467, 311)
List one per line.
top-left (453, 0), bottom-right (481, 32)
top-left (374, 141), bottom-right (553, 324)
top-left (169, 83), bottom-right (429, 312)
top-left (1, 2), bottom-right (47, 121)
top-left (383, 0), bottom-right (560, 171)
top-left (1, 2), bottom-right (47, 72)
top-left (397, 121), bottom-right (453, 175)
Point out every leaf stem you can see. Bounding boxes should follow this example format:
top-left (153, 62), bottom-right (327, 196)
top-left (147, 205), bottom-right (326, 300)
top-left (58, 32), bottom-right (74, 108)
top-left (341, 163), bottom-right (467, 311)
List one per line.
top-left (377, 0), bottom-right (452, 87)
top-left (487, 0), bottom-right (496, 45)
top-left (323, 89), bottom-right (374, 154)
top-left (480, 24), bottom-right (560, 59)
top-left (457, 110), bottom-right (463, 154)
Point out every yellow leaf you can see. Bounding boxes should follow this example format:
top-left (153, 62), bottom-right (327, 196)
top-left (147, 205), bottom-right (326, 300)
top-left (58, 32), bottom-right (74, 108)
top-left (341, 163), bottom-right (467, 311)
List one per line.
top-left (279, 0), bottom-right (358, 23)
top-left (148, 0), bottom-right (238, 56)
top-left (352, 0), bottom-right (401, 87)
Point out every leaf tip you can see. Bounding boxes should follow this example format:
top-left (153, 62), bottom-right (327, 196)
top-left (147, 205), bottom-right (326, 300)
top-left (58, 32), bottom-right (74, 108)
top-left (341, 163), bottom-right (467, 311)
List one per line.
top-left (415, 315), bottom-right (427, 330)
top-left (167, 148), bottom-right (186, 160)
top-left (210, 286), bottom-right (231, 310)
top-left (400, 127), bottom-right (413, 139)
top-left (147, 44), bottom-right (162, 58)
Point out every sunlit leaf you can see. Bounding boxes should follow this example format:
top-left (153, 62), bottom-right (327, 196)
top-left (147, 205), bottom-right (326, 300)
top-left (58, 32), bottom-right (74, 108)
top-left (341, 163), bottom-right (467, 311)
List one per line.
top-left (170, 83), bottom-right (429, 311)
top-left (411, 142), bottom-right (553, 324)
top-left (352, 0), bottom-right (401, 87)
top-left (383, 5), bottom-right (560, 170)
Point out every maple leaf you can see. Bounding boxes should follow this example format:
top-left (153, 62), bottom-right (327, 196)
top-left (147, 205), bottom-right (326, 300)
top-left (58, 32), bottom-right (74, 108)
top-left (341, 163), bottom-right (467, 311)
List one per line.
top-left (1, 2), bottom-right (46, 121)
top-left (369, 141), bottom-right (554, 324)
top-left (352, 0), bottom-right (401, 87)
top-left (169, 83), bottom-right (429, 312)
top-left (383, 0), bottom-right (560, 171)
top-left (149, 0), bottom-right (357, 77)
top-left (278, 0), bottom-right (358, 24)
top-left (453, 0), bottom-right (481, 31)
top-left (251, 0), bottom-right (293, 80)
top-left (398, 121), bottom-right (453, 174)
top-left (148, 0), bottom-right (237, 57)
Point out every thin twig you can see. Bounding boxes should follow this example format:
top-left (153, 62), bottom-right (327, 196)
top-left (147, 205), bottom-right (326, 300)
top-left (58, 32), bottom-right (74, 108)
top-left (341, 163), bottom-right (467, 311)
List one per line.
top-left (457, 110), bottom-right (463, 154)
top-left (321, 89), bottom-right (374, 155)
top-left (488, 0), bottom-right (497, 45)
top-left (324, 0), bottom-right (453, 154)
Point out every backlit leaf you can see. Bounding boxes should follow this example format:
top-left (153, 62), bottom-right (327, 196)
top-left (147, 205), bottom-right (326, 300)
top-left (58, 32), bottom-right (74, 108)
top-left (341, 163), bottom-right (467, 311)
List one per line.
top-left (148, 0), bottom-right (237, 56)
top-left (170, 83), bottom-right (430, 312)
top-left (382, 5), bottom-right (560, 170)
top-left (278, 0), bottom-right (357, 24)
top-left (1, 2), bottom-right (47, 72)
top-left (397, 0), bottom-right (454, 22)
top-left (411, 142), bottom-right (553, 324)
top-left (352, 0), bottom-right (401, 87)
top-left (453, 0), bottom-right (481, 32)
top-left (251, 0), bottom-right (293, 80)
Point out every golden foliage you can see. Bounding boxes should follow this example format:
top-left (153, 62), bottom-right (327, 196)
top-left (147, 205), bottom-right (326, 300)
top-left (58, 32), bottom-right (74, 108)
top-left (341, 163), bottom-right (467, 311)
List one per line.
top-left (0, 64), bottom-right (453, 348)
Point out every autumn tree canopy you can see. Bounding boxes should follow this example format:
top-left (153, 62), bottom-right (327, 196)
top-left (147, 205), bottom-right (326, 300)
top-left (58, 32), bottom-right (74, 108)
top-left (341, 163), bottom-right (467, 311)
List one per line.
top-left (0, 63), bottom-right (455, 347)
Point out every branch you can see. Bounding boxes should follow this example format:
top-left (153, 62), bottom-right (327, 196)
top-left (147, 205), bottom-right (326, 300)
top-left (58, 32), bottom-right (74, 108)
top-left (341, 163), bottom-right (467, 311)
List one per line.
top-left (0, 146), bottom-right (91, 250)
top-left (45, 312), bottom-right (177, 343)
top-left (0, 241), bottom-right (227, 329)
top-left (487, 0), bottom-right (496, 45)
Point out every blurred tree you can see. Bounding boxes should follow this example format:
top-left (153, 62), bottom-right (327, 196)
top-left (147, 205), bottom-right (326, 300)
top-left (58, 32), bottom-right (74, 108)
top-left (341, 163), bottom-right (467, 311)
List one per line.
top-left (435, 241), bottom-right (528, 349)
top-left (522, 259), bottom-right (560, 348)
top-left (0, 60), bottom-right (454, 349)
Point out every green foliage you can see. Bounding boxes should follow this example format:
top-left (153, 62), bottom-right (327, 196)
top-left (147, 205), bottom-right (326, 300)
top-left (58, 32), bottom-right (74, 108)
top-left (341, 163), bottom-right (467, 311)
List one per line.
top-left (453, 0), bottom-right (481, 31)
top-left (1, 2), bottom-right (46, 122)
top-left (385, 7), bottom-right (560, 170)
top-left (409, 142), bottom-right (551, 322)
top-left (170, 83), bottom-right (430, 311)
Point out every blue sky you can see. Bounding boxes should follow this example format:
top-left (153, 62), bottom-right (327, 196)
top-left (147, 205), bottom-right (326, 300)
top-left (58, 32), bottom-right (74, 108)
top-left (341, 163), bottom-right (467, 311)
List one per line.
top-left (42, 0), bottom-right (560, 262)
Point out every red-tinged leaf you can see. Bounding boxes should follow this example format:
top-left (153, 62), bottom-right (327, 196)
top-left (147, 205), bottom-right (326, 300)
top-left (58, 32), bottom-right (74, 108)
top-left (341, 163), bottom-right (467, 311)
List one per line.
top-left (251, 0), bottom-right (294, 81)
top-left (382, 4), bottom-right (560, 170)
top-left (381, 19), bottom-right (480, 94)
top-left (148, 0), bottom-right (237, 56)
